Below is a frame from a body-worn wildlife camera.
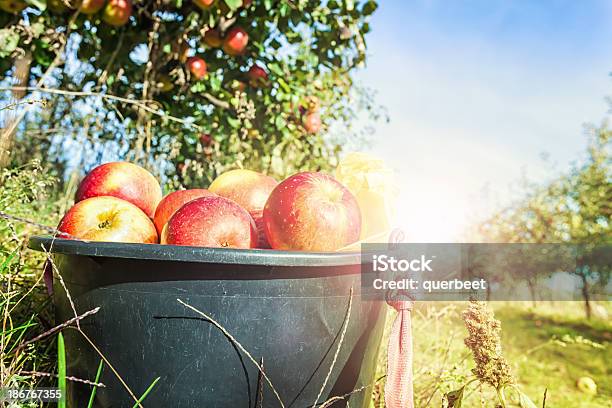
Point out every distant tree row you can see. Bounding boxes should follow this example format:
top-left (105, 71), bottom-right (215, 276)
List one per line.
top-left (477, 120), bottom-right (611, 318)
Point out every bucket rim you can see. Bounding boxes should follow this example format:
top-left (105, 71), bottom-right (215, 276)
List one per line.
top-left (28, 235), bottom-right (363, 267)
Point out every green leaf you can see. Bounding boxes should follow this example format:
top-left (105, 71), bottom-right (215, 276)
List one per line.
top-left (224, 0), bottom-right (241, 11)
top-left (227, 116), bottom-right (240, 129)
top-left (190, 82), bottom-right (206, 93)
top-left (30, 22), bottom-right (45, 37)
top-left (131, 377), bottom-right (161, 408)
top-left (361, 0), bottom-right (377, 16)
top-left (267, 63), bottom-right (284, 77)
top-left (162, 43), bottom-right (172, 53)
top-left (87, 360), bottom-right (104, 408)
top-left (57, 332), bottom-right (66, 408)
top-left (25, 0), bottom-right (46, 11)
top-left (277, 78), bottom-right (291, 93)
top-left (444, 386), bottom-right (465, 408)
top-left (0, 29), bottom-right (19, 58)
top-left (33, 39), bottom-right (53, 67)
top-left (275, 115), bottom-right (286, 129)
top-left (209, 75), bottom-right (221, 92)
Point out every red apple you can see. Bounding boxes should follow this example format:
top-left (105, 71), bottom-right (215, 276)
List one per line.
top-left (199, 133), bottom-right (212, 146)
top-left (153, 189), bottom-right (214, 235)
top-left (75, 162), bottom-right (162, 218)
top-left (58, 196), bottom-right (158, 243)
top-left (242, 0), bottom-right (252, 7)
top-left (209, 169), bottom-right (277, 248)
top-left (161, 196), bottom-right (257, 248)
top-left (223, 26), bottom-right (248, 56)
top-left (186, 56), bottom-right (207, 80)
top-left (79, 0), bottom-right (105, 14)
top-left (203, 28), bottom-right (222, 48)
top-left (0, 0), bottom-right (26, 13)
top-left (303, 110), bottom-right (321, 134)
top-left (102, 0), bottom-right (131, 26)
top-left (263, 172), bottom-right (361, 251)
top-left (193, 0), bottom-right (214, 10)
top-left (247, 64), bottom-right (268, 87)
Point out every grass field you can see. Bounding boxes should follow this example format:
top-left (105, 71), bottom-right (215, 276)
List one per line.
top-left (373, 301), bottom-right (611, 408)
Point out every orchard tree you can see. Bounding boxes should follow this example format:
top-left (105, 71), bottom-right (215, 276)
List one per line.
top-left (479, 122), bottom-right (611, 317)
top-left (0, 0), bottom-right (383, 187)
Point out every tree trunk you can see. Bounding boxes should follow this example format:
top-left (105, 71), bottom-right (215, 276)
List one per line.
top-left (580, 273), bottom-right (592, 320)
top-left (527, 279), bottom-right (537, 307)
top-left (0, 52), bottom-right (32, 169)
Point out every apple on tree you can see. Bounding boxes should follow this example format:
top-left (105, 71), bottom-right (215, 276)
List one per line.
top-left (223, 26), bottom-right (249, 56)
top-left (209, 169), bottom-right (278, 248)
top-left (303, 110), bottom-right (322, 134)
top-left (263, 172), bottom-right (361, 251)
top-left (192, 0), bottom-right (214, 10)
top-left (78, 0), bottom-right (105, 15)
top-left (247, 64), bottom-right (268, 87)
top-left (75, 161), bottom-right (162, 218)
top-left (161, 196), bottom-right (258, 249)
top-left (199, 133), bottom-right (212, 146)
top-left (102, 0), bottom-right (132, 26)
top-left (186, 56), bottom-right (207, 80)
top-left (153, 189), bottom-right (215, 235)
top-left (59, 196), bottom-right (158, 243)
top-left (203, 28), bottom-right (223, 48)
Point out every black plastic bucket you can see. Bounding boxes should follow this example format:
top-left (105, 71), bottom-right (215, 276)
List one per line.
top-left (29, 236), bottom-right (386, 408)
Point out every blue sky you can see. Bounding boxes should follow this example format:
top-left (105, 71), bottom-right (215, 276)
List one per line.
top-left (355, 0), bottom-right (612, 241)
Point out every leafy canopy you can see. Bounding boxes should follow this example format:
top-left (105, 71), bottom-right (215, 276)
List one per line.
top-left (0, 0), bottom-right (382, 186)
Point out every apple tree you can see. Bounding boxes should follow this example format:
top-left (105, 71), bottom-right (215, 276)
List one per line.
top-left (0, 0), bottom-right (383, 188)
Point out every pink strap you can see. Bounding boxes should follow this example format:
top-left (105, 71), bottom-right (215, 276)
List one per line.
top-left (384, 300), bottom-right (414, 408)
top-left (384, 229), bottom-right (414, 407)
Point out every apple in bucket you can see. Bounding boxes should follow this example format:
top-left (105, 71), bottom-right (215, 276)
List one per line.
top-left (263, 172), bottom-right (361, 251)
top-left (208, 169), bottom-right (277, 248)
top-left (58, 196), bottom-right (158, 243)
top-left (153, 189), bottom-right (215, 235)
top-left (75, 162), bottom-right (162, 218)
top-left (161, 196), bottom-right (257, 248)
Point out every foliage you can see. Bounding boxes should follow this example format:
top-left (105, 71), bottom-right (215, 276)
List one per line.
top-left (0, 0), bottom-right (384, 186)
top-left (0, 161), bottom-right (64, 397)
top-left (477, 123), bottom-right (611, 316)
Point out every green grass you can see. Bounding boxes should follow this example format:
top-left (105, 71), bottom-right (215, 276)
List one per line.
top-left (497, 304), bottom-right (610, 408)
top-left (381, 301), bottom-right (611, 408)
